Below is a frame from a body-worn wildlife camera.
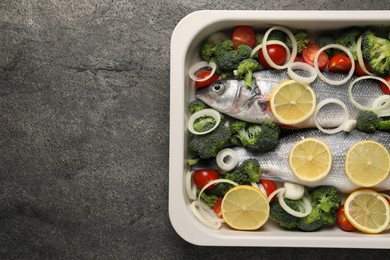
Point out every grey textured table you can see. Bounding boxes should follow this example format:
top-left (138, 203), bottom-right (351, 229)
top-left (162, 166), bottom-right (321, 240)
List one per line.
top-left (1, 1), bottom-right (390, 259)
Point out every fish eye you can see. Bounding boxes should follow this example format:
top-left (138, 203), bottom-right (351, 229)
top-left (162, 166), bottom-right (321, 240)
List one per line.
top-left (213, 83), bottom-right (224, 92)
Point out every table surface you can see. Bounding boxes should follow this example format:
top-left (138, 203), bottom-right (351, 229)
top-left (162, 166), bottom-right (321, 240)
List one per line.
top-left (1, 1), bottom-right (390, 259)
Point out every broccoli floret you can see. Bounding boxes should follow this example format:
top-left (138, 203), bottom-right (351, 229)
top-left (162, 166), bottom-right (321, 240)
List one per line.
top-left (199, 189), bottom-right (219, 208)
top-left (215, 43), bottom-right (252, 73)
top-left (269, 198), bottom-right (304, 230)
top-left (193, 116), bottom-right (216, 133)
top-left (188, 99), bottom-right (209, 114)
top-left (188, 124), bottom-right (231, 159)
top-left (210, 171), bottom-right (251, 197)
top-left (297, 207), bottom-right (324, 232)
top-left (335, 27), bottom-right (363, 60)
top-left (356, 110), bottom-right (380, 133)
top-left (230, 121), bottom-right (280, 153)
top-left (199, 36), bottom-right (231, 62)
top-left (237, 59), bottom-right (260, 88)
top-left (286, 30), bottom-right (310, 54)
top-left (309, 186), bottom-right (341, 225)
top-left (362, 30), bottom-right (390, 74)
top-left (238, 158), bottom-right (262, 183)
top-left (316, 33), bottom-right (336, 55)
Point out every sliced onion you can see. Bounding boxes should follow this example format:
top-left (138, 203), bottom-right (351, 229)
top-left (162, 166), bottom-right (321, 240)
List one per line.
top-left (372, 95), bottom-right (390, 117)
top-left (342, 119), bottom-right (357, 132)
top-left (186, 170), bottom-right (197, 200)
top-left (314, 98), bottom-right (350, 134)
top-left (190, 201), bottom-right (222, 230)
top-left (356, 35), bottom-right (374, 76)
top-left (267, 187), bottom-right (285, 204)
top-left (188, 61), bottom-right (217, 82)
top-left (348, 76), bottom-right (390, 112)
top-left (278, 189), bottom-right (312, 218)
top-left (187, 108), bottom-right (221, 135)
top-left (257, 183), bottom-right (268, 198)
top-left (314, 44), bottom-right (355, 86)
top-left (261, 26), bottom-right (297, 69)
top-left (283, 182), bottom-right (305, 200)
top-left (287, 62), bottom-right (317, 85)
top-left (250, 40), bottom-right (291, 60)
top-left (197, 179), bottom-right (239, 202)
top-left (216, 148), bottom-right (238, 172)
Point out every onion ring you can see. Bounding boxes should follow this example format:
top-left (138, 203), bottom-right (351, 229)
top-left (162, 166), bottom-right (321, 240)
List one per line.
top-left (216, 148), bottom-right (238, 172)
top-left (185, 170), bottom-right (197, 200)
top-left (314, 44), bottom-right (355, 86)
top-left (188, 61), bottom-right (217, 82)
top-left (356, 35), bottom-right (374, 76)
top-left (372, 95), bottom-right (390, 117)
top-left (261, 26), bottom-right (297, 70)
top-left (314, 98), bottom-right (350, 134)
top-left (250, 40), bottom-right (291, 61)
top-left (348, 76), bottom-right (390, 112)
top-left (187, 108), bottom-right (221, 135)
top-left (278, 188), bottom-right (312, 218)
top-left (190, 201), bottom-right (222, 230)
top-left (287, 62), bottom-right (318, 85)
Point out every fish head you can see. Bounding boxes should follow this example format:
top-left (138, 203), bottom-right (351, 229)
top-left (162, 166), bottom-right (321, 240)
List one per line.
top-left (195, 79), bottom-right (238, 113)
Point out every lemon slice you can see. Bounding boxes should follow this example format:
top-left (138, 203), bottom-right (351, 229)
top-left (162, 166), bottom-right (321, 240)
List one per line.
top-left (289, 138), bottom-right (332, 182)
top-left (221, 185), bottom-right (269, 230)
top-left (345, 140), bottom-right (390, 187)
top-left (344, 189), bottom-right (390, 234)
top-left (269, 79), bottom-right (316, 125)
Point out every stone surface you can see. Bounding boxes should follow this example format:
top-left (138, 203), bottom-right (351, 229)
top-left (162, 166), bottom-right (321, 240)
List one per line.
top-left (0, 1), bottom-right (389, 259)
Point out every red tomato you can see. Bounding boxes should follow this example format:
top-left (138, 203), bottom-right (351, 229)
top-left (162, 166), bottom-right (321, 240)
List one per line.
top-left (213, 198), bottom-right (223, 218)
top-left (195, 70), bottom-right (219, 88)
top-left (302, 43), bottom-right (329, 71)
top-left (354, 60), bottom-right (372, 76)
top-left (258, 44), bottom-right (287, 69)
top-left (232, 26), bottom-right (256, 50)
top-left (337, 204), bottom-right (356, 232)
top-left (260, 179), bottom-right (278, 203)
top-left (193, 169), bottom-right (219, 190)
top-left (379, 76), bottom-right (390, 95)
top-left (328, 54), bottom-right (352, 73)
top-left (294, 55), bottom-right (301, 62)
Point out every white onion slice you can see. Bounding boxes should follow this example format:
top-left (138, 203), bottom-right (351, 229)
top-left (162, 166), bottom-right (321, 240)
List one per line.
top-left (188, 61), bottom-right (217, 82)
top-left (187, 108), bottom-right (221, 135)
top-left (190, 201), bottom-right (222, 230)
top-left (287, 62), bottom-right (318, 85)
top-left (348, 76), bottom-right (390, 112)
top-left (261, 26), bottom-right (297, 69)
top-left (250, 40), bottom-right (291, 61)
top-left (216, 148), bottom-right (238, 172)
top-left (283, 182), bottom-right (305, 200)
top-left (314, 44), bottom-right (355, 86)
top-left (278, 189), bottom-right (312, 218)
top-left (267, 187), bottom-right (284, 204)
top-left (356, 35), bottom-right (374, 76)
top-left (314, 98), bottom-right (350, 134)
top-left (257, 183), bottom-right (268, 198)
top-left (372, 95), bottom-right (390, 117)
top-left (197, 179), bottom-right (239, 202)
top-left (185, 170), bottom-right (197, 200)
top-left (342, 120), bottom-right (357, 132)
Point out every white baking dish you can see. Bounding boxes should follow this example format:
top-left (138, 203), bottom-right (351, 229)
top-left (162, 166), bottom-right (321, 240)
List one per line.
top-left (169, 10), bottom-right (390, 248)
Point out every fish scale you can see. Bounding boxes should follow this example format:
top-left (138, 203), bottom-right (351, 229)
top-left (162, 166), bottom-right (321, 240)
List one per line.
top-left (196, 69), bottom-right (386, 128)
top-left (232, 129), bottom-right (390, 193)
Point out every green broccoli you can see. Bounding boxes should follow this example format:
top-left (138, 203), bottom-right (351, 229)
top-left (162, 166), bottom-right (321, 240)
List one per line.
top-left (362, 30), bottom-right (390, 74)
top-left (308, 186), bottom-right (341, 225)
top-left (188, 124), bottom-right (231, 159)
top-left (230, 120), bottom-right (281, 153)
top-left (297, 207), bottom-right (324, 232)
top-left (199, 36), bottom-right (231, 62)
top-left (193, 116), bottom-right (216, 133)
top-left (286, 30), bottom-right (310, 54)
top-left (237, 59), bottom-right (260, 88)
top-left (316, 33), bottom-right (336, 55)
top-left (199, 189), bottom-right (219, 208)
top-left (216, 44), bottom-right (252, 72)
top-left (356, 110), bottom-right (380, 133)
top-left (210, 170), bottom-right (251, 197)
top-left (238, 158), bottom-right (262, 183)
top-left (188, 99), bottom-right (209, 114)
top-left (269, 198), bottom-right (304, 230)
top-left (335, 27), bottom-right (363, 60)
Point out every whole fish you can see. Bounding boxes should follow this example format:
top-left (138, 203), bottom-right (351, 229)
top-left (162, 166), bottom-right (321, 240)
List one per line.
top-left (231, 129), bottom-right (390, 193)
top-left (196, 70), bottom-right (387, 128)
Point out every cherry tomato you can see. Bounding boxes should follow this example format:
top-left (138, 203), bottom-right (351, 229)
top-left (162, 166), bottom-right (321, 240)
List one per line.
top-left (379, 76), bottom-right (390, 95)
top-left (354, 60), bottom-right (372, 76)
top-left (294, 55), bottom-right (301, 62)
top-left (258, 44), bottom-right (287, 69)
top-left (337, 204), bottom-right (356, 232)
top-left (260, 179), bottom-right (278, 203)
top-left (302, 43), bottom-right (329, 71)
top-left (232, 26), bottom-right (256, 50)
top-left (195, 70), bottom-right (219, 88)
top-left (213, 198), bottom-right (223, 218)
top-left (328, 54), bottom-right (352, 73)
top-left (193, 169), bottom-right (219, 190)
